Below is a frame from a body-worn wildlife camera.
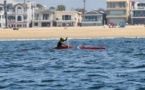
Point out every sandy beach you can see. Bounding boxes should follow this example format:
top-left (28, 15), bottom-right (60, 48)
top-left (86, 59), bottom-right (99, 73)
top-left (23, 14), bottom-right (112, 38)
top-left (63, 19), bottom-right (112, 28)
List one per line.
top-left (0, 25), bottom-right (145, 40)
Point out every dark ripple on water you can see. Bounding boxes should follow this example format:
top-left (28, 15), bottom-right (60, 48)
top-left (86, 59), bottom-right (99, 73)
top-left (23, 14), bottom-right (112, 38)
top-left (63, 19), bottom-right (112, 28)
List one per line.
top-left (0, 38), bottom-right (145, 89)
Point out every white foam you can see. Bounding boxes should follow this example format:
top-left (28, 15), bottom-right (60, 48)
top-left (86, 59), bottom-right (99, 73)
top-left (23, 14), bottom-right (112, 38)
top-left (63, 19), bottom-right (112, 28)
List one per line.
top-left (0, 37), bottom-right (145, 41)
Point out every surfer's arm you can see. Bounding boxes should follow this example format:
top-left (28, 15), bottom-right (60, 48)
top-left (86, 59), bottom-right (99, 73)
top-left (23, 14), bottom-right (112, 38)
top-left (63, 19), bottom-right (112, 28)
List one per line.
top-left (61, 41), bottom-right (68, 46)
top-left (64, 37), bottom-right (68, 41)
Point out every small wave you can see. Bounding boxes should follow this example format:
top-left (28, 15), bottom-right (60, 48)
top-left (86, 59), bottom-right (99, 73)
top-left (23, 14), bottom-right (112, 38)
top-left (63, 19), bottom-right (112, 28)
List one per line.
top-left (0, 85), bottom-right (7, 89)
top-left (41, 79), bottom-right (57, 83)
top-left (0, 64), bottom-right (23, 69)
top-left (16, 80), bottom-right (35, 83)
top-left (87, 74), bottom-right (109, 79)
top-left (132, 64), bottom-right (145, 69)
top-left (134, 53), bottom-right (145, 56)
top-left (88, 83), bottom-right (105, 89)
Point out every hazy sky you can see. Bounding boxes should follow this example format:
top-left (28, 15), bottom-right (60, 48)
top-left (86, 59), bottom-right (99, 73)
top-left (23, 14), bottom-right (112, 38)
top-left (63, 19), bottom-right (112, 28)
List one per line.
top-left (15, 0), bottom-right (144, 11)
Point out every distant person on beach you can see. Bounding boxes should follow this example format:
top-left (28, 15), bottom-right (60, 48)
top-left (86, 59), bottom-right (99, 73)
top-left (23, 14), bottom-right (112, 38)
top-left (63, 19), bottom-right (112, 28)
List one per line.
top-left (57, 37), bottom-right (68, 47)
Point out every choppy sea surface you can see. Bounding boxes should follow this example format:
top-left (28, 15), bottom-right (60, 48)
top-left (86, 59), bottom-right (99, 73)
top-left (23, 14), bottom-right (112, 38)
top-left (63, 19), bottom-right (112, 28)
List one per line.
top-left (0, 38), bottom-right (145, 90)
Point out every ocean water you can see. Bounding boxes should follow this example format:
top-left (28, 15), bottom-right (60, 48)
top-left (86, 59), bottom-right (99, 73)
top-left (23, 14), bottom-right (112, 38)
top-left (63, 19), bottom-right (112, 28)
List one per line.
top-left (0, 38), bottom-right (145, 90)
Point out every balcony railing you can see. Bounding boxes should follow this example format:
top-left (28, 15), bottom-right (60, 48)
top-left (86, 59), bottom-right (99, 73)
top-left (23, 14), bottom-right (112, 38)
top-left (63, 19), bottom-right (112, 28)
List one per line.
top-left (82, 20), bottom-right (102, 23)
top-left (107, 7), bottom-right (126, 10)
top-left (108, 14), bottom-right (126, 16)
top-left (132, 14), bottom-right (145, 17)
top-left (7, 12), bottom-right (15, 14)
top-left (7, 12), bottom-right (27, 15)
top-left (8, 20), bottom-right (15, 22)
top-left (107, 6), bottom-right (126, 8)
top-left (138, 6), bottom-right (145, 9)
top-left (56, 18), bottom-right (75, 21)
top-left (34, 18), bottom-right (50, 20)
top-left (107, 15), bottom-right (127, 18)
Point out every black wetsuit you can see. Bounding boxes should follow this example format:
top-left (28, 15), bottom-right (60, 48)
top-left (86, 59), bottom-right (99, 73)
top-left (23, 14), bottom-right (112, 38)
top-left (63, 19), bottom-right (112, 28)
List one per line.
top-left (57, 38), bottom-right (67, 47)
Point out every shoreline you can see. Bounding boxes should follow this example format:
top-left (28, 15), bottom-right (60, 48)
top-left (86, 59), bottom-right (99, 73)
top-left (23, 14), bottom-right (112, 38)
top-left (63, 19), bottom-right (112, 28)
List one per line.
top-left (0, 37), bottom-right (145, 41)
top-left (0, 26), bottom-right (145, 40)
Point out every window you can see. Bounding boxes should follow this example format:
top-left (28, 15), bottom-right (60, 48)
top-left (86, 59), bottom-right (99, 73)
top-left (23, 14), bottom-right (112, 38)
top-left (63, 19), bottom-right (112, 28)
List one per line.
top-left (17, 16), bottom-right (22, 21)
top-left (133, 11), bottom-right (145, 17)
top-left (2, 15), bottom-right (5, 18)
top-left (109, 11), bottom-right (125, 16)
top-left (43, 14), bottom-right (49, 20)
top-left (108, 3), bottom-right (116, 8)
top-left (84, 16), bottom-right (97, 21)
top-left (119, 2), bottom-right (125, 8)
top-left (35, 14), bottom-right (39, 20)
top-left (41, 22), bottom-right (50, 27)
top-left (24, 16), bottom-right (27, 20)
top-left (17, 7), bottom-right (22, 14)
top-left (34, 23), bottom-right (38, 26)
top-left (18, 7), bottom-right (22, 9)
top-left (0, 7), bottom-right (3, 10)
top-left (62, 15), bottom-right (71, 20)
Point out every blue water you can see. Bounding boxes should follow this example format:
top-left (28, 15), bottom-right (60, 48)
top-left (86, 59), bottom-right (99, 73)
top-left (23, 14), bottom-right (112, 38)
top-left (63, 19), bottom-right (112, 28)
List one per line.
top-left (0, 38), bottom-right (145, 90)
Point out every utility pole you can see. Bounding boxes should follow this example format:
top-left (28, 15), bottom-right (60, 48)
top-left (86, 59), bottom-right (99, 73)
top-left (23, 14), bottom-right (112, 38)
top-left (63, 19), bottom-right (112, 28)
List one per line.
top-left (24, 0), bottom-right (26, 3)
top-left (83, 0), bottom-right (86, 13)
top-left (4, 0), bottom-right (7, 28)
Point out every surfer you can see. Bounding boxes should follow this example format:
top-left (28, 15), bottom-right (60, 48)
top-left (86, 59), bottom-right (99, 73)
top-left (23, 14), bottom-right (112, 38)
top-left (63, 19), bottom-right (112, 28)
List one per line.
top-left (57, 37), bottom-right (68, 47)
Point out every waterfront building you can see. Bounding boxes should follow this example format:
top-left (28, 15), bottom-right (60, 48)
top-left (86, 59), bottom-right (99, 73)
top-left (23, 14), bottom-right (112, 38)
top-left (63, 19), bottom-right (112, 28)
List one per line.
top-left (0, 0), bottom-right (15, 28)
top-left (32, 9), bottom-right (54, 27)
top-left (54, 11), bottom-right (81, 27)
top-left (0, 4), bottom-right (5, 28)
top-left (131, 1), bottom-right (145, 25)
top-left (7, 2), bottom-right (36, 28)
top-left (106, 0), bottom-right (130, 24)
top-left (81, 10), bottom-right (106, 26)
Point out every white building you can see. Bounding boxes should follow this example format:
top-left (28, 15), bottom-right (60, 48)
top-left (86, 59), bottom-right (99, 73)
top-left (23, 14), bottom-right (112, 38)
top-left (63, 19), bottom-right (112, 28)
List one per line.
top-left (81, 10), bottom-right (105, 26)
top-left (54, 11), bottom-right (81, 27)
top-left (32, 9), bottom-right (54, 27)
top-left (0, 0), bottom-right (14, 28)
top-left (131, 1), bottom-right (145, 25)
top-left (106, 0), bottom-right (130, 24)
top-left (0, 4), bottom-right (5, 28)
top-left (7, 2), bottom-right (36, 28)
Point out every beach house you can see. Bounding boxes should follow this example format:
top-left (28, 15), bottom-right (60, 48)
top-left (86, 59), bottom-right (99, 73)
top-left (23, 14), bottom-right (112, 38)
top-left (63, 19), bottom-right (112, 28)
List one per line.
top-left (7, 1), bottom-right (36, 28)
top-left (32, 9), bottom-right (55, 27)
top-left (131, 1), bottom-right (145, 25)
top-left (81, 10), bottom-right (106, 26)
top-left (0, 4), bottom-right (4, 28)
top-left (54, 11), bottom-right (81, 27)
top-left (0, 0), bottom-right (15, 28)
top-left (106, 0), bottom-right (130, 24)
